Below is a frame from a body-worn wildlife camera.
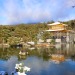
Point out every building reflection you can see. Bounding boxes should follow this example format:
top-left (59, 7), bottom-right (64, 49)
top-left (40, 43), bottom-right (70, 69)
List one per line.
top-left (0, 44), bottom-right (75, 61)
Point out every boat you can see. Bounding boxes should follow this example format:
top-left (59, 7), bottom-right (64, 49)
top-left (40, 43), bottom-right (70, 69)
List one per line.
top-left (0, 71), bottom-right (8, 75)
top-left (12, 63), bottom-right (30, 75)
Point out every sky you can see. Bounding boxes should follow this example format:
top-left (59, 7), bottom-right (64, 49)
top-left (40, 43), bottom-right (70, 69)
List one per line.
top-left (0, 0), bottom-right (75, 25)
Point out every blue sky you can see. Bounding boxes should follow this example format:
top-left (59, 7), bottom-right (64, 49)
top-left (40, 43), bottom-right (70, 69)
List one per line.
top-left (0, 0), bottom-right (75, 25)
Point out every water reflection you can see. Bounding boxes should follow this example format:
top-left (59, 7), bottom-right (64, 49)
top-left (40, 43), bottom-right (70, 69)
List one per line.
top-left (0, 43), bottom-right (75, 61)
top-left (0, 44), bottom-right (75, 75)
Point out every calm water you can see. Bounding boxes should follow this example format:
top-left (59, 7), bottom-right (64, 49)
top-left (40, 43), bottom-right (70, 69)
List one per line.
top-left (0, 44), bottom-right (75, 75)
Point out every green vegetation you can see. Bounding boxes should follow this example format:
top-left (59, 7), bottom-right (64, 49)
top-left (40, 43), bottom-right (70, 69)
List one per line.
top-left (42, 31), bottom-right (51, 42)
top-left (0, 23), bottom-right (48, 44)
top-left (0, 20), bottom-right (75, 45)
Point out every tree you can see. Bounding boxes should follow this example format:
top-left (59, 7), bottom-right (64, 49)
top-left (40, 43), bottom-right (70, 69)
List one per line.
top-left (42, 31), bottom-right (51, 42)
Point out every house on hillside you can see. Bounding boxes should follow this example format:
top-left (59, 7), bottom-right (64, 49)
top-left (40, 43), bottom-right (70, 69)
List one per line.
top-left (38, 22), bottom-right (75, 43)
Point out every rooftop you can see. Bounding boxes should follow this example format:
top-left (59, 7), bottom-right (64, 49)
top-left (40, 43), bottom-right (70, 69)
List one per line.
top-left (47, 22), bottom-right (67, 26)
top-left (45, 29), bottom-right (65, 32)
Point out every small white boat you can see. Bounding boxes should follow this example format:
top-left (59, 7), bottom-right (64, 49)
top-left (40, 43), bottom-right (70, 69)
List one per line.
top-left (0, 71), bottom-right (8, 75)
top-left (12, 63), bottom-right (30, 75)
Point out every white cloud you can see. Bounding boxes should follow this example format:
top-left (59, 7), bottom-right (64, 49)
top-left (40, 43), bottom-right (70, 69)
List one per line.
top-left (0, 0), bottom-right (75, 24)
